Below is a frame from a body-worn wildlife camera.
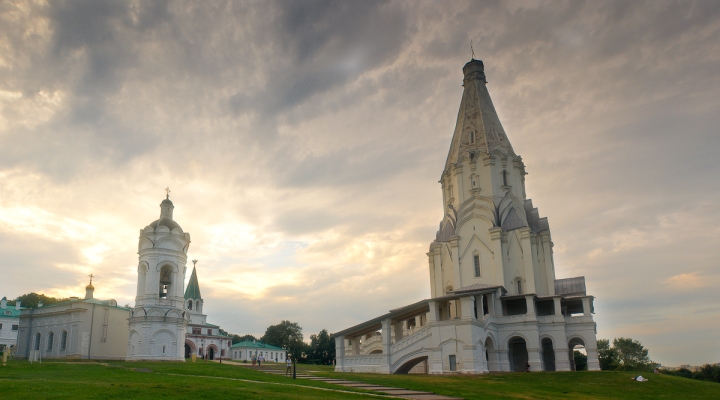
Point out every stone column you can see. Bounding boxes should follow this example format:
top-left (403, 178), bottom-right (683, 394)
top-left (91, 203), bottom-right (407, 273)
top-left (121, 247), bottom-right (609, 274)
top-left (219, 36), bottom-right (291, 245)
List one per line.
top-left (582, 297), bottom-right (592, 316)
top-left (393, 321), bottom-right (403, 342)
top-left (450, 235), bottom-right (462, 291)
top-left (586, 346), bottom-right (601, 371)
top-left (352, 336), bottom-right (360, 355)
top-left (476, 295), bottom-right (484, 321)
top-left (527, 345), bottom-right (543, 372)
top-left (493, 289), bottom-right (503, 316)
top-left (553, 297), bottom-right (562, 316)
top-left (454, 165), bottom-right (465, 203)
top-left (427, 249), bottom-right (437, 298)
top-left (428, 300), bottom-right (438, 322)
top-left (460, 296), bottom-right (475, 320)
top-left (554, 343), bottom-right (571, 371)
top-left (541, 232), bottom-right (555, 295)
top-left (498, 345), bottom-right (511, 372)
top-left (519, 227), bottom-right (536, 294)
top-left (381, 318), bottom-right (392, 373)
top-left (525, 295), bottom-right (536, 316)
top-left (489, 227), bottom-right (504, 284)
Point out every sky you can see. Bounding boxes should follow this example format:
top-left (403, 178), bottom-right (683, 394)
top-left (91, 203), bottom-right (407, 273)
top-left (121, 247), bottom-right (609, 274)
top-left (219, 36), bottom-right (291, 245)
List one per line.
top-left (1, 0), bottom-right (719, 367)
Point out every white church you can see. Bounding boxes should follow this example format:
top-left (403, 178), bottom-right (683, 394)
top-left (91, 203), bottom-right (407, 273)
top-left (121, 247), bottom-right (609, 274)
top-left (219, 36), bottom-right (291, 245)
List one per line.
top-left (16, 195), bottom-right (231, 361)
top-left (127, 194), bottom-right (230, 361)
top-left (333, 59), bottom-right (600, 374)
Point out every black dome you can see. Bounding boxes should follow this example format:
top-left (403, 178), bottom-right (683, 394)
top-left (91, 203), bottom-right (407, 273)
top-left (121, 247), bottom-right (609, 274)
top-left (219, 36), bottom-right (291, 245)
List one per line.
top-left (161, 198), bottom-right (173, 205)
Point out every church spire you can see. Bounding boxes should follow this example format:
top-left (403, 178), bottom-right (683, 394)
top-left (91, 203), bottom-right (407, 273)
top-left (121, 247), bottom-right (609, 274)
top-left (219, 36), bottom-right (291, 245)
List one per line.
top-left (443, 59), bottom-right (514, 175)
top-left (184, 260), bottom-right (202, 301)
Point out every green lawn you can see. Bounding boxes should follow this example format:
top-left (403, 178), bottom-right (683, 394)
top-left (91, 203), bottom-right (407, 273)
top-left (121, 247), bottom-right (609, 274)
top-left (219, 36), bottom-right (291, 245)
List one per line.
top-left (312, 366), bottom-right (720, 399)
top-left (1, 359), bottom-right (719, 399)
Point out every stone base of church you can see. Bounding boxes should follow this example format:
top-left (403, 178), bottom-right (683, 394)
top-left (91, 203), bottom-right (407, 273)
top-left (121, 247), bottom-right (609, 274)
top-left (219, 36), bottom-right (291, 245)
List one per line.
top-left (335, 295), bottom-right (600, 375)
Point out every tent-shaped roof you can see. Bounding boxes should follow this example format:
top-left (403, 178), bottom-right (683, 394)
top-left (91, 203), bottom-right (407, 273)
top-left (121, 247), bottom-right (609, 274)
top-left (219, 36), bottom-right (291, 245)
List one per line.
top-left (184, 266), bottom-right (202, 300)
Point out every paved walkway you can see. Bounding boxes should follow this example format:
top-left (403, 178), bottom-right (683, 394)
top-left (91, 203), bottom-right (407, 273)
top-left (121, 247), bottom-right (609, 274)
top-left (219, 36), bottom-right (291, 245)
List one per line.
top-left (216, 361), bottom-right (462, 400)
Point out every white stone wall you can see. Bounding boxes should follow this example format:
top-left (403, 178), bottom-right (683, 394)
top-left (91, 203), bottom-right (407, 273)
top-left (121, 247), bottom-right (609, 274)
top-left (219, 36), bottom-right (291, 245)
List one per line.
top-left (229, 347), bottom-right (287, 362)
top-left (0, 317), bottom-right (19, 349)
top-left (16, 302), bottom-right (129, 360)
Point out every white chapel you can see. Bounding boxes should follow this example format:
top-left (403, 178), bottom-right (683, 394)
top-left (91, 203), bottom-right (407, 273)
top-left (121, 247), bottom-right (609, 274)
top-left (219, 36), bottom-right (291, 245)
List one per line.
top-left (127, 194), bottom-right (229, 361)
top-left (334, 59), bottom-right (600, 374)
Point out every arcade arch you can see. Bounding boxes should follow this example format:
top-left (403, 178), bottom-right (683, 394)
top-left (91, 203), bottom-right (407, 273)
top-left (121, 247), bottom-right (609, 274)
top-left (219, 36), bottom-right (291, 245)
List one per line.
top-left (508, 336), bottom-right (528, 372)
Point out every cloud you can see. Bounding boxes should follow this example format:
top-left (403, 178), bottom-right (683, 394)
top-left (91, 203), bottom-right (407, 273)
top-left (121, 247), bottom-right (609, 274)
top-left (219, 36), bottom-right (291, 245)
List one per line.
top-left (0, 0), bottom-right (719, 366)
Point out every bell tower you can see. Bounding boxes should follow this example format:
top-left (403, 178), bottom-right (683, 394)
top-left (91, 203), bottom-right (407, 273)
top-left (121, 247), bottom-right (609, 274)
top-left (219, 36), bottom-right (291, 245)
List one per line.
top-left (127, 190), bottom-right (191, 361)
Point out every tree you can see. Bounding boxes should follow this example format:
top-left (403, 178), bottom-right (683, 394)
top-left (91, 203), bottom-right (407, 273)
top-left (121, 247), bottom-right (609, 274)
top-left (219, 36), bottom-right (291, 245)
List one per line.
top-left (597, 339), bottom-right (618, 371)
top-left (613, 337), bottom-right (650, 370)
top-left (232, 334), bottom-right (258, 344)
top-left (573, 350), bottom-right (588, 371)
top-left (308, 329), bottom-right (335, 365)
top-left (261, 321), bottom-right (304, 362)
top-left (595, 337), bottom-right (652, 371)
top-left (8, 293), bottom-right (68, 308)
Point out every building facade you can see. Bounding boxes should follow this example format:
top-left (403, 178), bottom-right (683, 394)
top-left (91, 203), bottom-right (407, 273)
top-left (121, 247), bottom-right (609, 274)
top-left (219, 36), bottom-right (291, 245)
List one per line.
top-left (127, 196), bottom-right (190, 361)
top-left (334, 59), bottom-right (600, 374)
top-left (0, 297), bottom-right (21, 352)
top-left (183, 263), bottom-right (231, 360)
top-left (16, 282), bottom-right (130, 360)
top-left (230, 340), bottom-right (287, 363)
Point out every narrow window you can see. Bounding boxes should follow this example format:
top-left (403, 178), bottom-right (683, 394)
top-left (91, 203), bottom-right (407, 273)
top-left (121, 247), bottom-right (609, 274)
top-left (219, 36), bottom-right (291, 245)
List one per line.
top-left (474, 255), bottom-right (481, 277)
top-left (502, 170), bottom-right (508, 186)
top-left (35, 333), bottom-right (41, 350)
top-left (61, 331), bottom-right (67, 350)
top-left (162, 345), bottom-right (166, 354)
top-left (47, 332), bottom-right (54, 351)
top-left (470, 131), bottom-right (475, 144)
top-left (188, 300), bottom-right (193, 310)
top-left (517, 280), bottom-right (523, 294)
top-left (207, 328), bottom-right (212, 335)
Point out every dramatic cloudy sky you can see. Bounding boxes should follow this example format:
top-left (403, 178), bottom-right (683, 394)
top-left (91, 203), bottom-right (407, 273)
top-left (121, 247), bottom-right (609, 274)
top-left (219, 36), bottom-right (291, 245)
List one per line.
top-left (2, 1), bottom-right (719, 366)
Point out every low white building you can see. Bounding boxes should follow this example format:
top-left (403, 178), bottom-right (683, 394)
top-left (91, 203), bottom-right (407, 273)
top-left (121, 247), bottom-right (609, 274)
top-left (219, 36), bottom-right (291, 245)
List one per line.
top-left (16, 282), bottom-right (131, 360)
top-left (230, 340), bottom-right (287, 363)
top-left (334, 59), bottom-right (600, 374)
top-left (0, 297), bottom-right (21, 352)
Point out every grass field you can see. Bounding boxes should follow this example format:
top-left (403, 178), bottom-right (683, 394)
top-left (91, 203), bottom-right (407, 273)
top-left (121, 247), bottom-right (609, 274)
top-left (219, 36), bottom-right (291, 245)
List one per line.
top-left (1, 359), bottom-right (719, 399)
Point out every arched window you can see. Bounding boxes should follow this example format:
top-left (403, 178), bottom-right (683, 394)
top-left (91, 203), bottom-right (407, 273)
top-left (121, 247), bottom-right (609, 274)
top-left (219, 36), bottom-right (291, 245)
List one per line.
top-left (34, 333), bottom-right (41, 350)
top-left (47, 331), bottom-right (54, 351)
top-left (188, 300), bottom-right (193, 310)
top-left (159, 265), bottom-right (172, 298)
top-left (517, 280), bottom-right (523, 295)
top-left (61, 331), bottom-right (68, 350)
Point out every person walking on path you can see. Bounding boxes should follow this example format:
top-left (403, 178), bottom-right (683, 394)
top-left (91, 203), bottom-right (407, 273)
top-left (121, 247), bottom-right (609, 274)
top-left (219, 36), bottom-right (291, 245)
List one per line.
top-left (252, 354), bottom-right (256, 366)
top-left (286, 357), bottom-right (292, 375)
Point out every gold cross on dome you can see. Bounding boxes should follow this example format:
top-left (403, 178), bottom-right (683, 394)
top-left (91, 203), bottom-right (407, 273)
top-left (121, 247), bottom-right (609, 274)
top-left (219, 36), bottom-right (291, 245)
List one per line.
top-left (165, 187), bottom-right (171, 199)
top-left (88, 274), bottom-right (94, 284)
